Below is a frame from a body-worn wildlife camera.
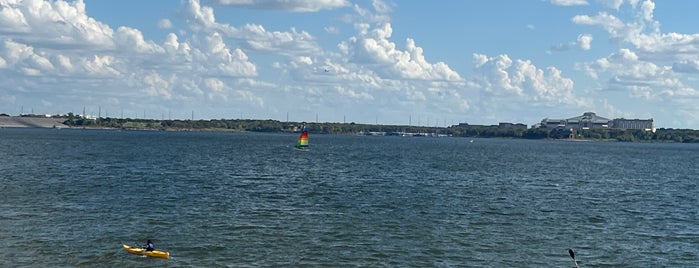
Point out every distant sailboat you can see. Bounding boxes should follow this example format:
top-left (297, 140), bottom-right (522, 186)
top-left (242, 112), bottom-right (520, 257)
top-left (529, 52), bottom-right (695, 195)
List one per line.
top-left (295, 125), bottom-right (309, 151)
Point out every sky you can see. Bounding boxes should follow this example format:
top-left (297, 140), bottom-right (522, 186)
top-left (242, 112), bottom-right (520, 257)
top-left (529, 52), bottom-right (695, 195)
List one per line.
top-left (1, 0), bottom-right (698, 129)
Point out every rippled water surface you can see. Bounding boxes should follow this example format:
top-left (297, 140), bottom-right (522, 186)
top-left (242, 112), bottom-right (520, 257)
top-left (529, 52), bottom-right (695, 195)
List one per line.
top-left (1, 128), bottom-right (698, 267)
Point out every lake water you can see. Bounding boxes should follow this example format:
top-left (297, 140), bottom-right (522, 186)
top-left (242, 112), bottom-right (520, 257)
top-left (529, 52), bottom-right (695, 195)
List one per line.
top-left (1, 128), bottom-right (697, 267)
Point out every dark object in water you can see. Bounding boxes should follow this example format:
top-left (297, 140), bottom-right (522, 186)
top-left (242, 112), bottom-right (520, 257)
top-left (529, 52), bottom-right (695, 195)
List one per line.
top-left (568, 248), bottom-right (579, 268)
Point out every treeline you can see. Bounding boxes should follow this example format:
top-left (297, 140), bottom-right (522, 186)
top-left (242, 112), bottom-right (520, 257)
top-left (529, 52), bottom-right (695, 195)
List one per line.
top-left (60, 112), bottom-right (447, 134)
top-left (449, 125), bottom-right (699, 143)
top-left (59, 113), bottom-right (699, 143)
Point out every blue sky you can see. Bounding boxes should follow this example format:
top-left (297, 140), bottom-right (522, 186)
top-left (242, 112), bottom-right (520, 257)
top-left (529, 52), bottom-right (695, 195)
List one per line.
top-left (1, 0), bottom-right (698, 128)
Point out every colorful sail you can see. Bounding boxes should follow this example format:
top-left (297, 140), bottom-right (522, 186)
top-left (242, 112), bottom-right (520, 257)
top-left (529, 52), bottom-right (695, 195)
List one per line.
top-left (295, 126), bottom-right (309, 150)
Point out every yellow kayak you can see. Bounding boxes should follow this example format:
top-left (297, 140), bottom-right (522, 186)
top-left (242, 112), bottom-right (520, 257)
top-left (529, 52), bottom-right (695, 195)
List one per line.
top-left (122, 244), bottom-right (170, 259)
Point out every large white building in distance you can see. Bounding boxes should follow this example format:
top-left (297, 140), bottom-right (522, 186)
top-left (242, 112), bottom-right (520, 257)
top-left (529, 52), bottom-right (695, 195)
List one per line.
top-left (539, 112), bottom-right (655, 132)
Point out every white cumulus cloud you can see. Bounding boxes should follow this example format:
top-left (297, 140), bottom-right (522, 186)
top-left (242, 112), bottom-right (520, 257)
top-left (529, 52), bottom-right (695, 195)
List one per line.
top-left (572, 0), bottom-right (699, 123)
top-left (143, 71), bottom-right (172, 99)
top-left (0, 0), bottom-right (264, 115)
top-left (0, 0), bottom-right (115, 48)
top-left (211, 0), bottom-right (350, 12)
top-left (340, 23), bottom-right (462, 81)
top-left (551, 0), bottom-right (588, 6)
top-left (582, 49), bottom-right (698, 99)
top-left (577, 34), bottom-right (593, 50)
top-left (184, 0), bottom-right (321, 56)
top-left (158, 19), bottom-right (172, 29)
top-left (471, 53), bottom-right (587, 106)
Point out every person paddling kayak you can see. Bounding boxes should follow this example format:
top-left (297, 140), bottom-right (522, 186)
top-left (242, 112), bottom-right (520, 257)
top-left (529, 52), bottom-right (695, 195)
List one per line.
top-left (144, 240), bottom-right (155, 251)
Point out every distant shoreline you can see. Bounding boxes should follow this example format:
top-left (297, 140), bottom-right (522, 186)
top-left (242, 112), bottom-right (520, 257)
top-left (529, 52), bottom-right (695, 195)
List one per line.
top-left (2, 115), bottom-right (697, 143)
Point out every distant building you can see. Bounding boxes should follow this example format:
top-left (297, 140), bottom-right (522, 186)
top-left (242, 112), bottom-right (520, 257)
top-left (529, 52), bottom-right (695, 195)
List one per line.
top-left (540, 118), bottom-right (566, 129)
top-left (540, 112), bottom-right (654, 131)
top-left (566, 112), bottom-right (610, 129)
top-left (611, 118), bottom-right (655, 131)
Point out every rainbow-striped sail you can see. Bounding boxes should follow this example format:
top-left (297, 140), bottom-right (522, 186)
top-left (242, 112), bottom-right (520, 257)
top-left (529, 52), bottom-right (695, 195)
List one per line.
top-left (295, 126), bottom-right (309, 151)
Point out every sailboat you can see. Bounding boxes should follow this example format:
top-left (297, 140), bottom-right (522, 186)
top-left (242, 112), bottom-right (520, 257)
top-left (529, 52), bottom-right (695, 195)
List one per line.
top-left (295, 125), bottom-right (309, 151)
